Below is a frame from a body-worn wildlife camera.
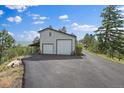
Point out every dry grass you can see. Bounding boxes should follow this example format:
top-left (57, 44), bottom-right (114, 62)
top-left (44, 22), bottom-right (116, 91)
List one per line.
top-left (0, 64), bottom-right (24, 88)
top-left (86, 50), bottom-right (124, 64)
top-left (95, 53), bottom-right (124, 64)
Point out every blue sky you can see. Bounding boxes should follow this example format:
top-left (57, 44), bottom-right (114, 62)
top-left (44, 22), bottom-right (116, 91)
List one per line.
top-left (0, 5), bottom-right (124, 44)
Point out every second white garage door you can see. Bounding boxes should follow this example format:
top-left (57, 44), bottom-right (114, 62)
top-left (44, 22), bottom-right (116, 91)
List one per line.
top-left (57, 40), bottom-right (72, 55)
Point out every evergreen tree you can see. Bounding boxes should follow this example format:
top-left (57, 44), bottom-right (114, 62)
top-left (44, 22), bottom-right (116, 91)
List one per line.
top-left (61, 26), bottom-right (67, 33)
top-left (33, 36), bottom-right (40, 44)
top-left (0, 29), bottom-right (15, 63)
top-left (82, 33), bottom-right (90, 49)
top-left (95, 5), bottom-right (124, 59)
top-left (49, 25), bottom-right (53, 29)
top-left (82, 33), bottom-right (97, 50)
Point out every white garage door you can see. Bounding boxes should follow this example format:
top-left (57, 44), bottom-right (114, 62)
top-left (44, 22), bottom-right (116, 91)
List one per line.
top-left (57, 40), bottom-right (72, 55)
top-left (43, 44), bottom-right (53, 54)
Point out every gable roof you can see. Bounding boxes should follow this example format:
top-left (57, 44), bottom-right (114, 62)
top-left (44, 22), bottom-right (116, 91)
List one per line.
top-left (38, 28), bottom-right (76, 38)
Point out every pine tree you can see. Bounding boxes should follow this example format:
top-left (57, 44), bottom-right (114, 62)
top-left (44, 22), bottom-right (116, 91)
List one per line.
top-left (0, 29), bottom-right (15, 63)
top-left (33, 36), bottom-right (40, 44)
top-left (95, 5), bottom-right (124, 59)
top-left (61, 26), bottom-right (67, 33)
top-left (82, 33), bottom-right (97, 50)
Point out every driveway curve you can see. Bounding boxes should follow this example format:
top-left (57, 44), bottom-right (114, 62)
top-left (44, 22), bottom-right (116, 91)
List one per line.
top-left (23, 51), bottom-right (124, 88)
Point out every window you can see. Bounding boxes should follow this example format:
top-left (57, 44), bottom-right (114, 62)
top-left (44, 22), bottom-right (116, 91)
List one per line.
top-left (49, 32), bottom-right (52, 37)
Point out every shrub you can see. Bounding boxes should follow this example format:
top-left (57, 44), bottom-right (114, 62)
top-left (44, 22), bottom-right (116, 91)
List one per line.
top-left (115, 50), bottom-right (124, 61)
top-left (75, 44), bottom-right (83, 56)
top-left (0, 46), bottom-right (34, 64)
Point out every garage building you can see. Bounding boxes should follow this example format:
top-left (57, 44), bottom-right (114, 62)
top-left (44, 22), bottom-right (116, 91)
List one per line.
top-left (38, 26), bottom-right (76, 55)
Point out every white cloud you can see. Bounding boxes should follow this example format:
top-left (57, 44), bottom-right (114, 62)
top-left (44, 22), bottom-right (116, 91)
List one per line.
top-left (7, 16), bottom-right (22, 23)
top-left (0, 10), bottom-right (4, 16)
top-left (72, 22), bottom-right (97, 32)
top-left (32, 21), bottom-right (44, 24)
top-left (26, 12), bottom-right (48, 25)
top-left (5, 5), bottom-right (29, 12)
top-left (32, 16), bottom-right (47, 20)
top-left (72, 23), bottom-right (78, 26)
top-left (16, 31), bottom-right (39, 42)
top-left (27, 12), bottom-right (48, 20)
top-left (7, 17), bottom-right (14, 22)
top-left (15, 16), bottom-right (22, 23)
top-left (117, 6), bottom-right (124, 17)
top-left (59, 14), bottom-right (70, 22)
top-left (121, 13), bottom-right (124, 15)
top-left (59, 15), bottom-right (68, 20)
top-left (118, 6), bottom-right (124, 11)
top-left (8, 31), bottom-right (14, 36)
top-left (59, 14), bottom-right (68, 20)
top-left (64, 19), bottom-right (70, 22)
top-left (26, 12), bottom-right (39, 17)
top-left (39, 16), bottom-right (47, 20)
top-left (1, 24), bottom-right (10, 27)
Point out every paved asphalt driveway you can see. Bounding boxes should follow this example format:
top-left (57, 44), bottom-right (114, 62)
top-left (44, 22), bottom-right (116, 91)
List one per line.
top-left (23, 51), bottom-right (124, 88)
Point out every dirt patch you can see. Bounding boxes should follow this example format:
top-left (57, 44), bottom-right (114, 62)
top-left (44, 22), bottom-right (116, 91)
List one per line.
top-left (0, 65), bottom-right (24, 88)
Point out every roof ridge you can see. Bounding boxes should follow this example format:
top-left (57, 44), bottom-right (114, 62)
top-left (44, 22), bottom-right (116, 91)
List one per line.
top-left (38, 27), bottom-right (76, 37)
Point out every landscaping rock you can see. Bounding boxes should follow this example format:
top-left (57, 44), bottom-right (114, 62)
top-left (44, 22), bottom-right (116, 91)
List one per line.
top-left (7, 59), bottom-right (22, 68)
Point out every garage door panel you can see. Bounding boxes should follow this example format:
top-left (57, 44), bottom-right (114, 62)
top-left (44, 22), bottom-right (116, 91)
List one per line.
top-left (57, 40), bottom-right (72, 55)
top-left (43, 44), bottom-right (53, 54)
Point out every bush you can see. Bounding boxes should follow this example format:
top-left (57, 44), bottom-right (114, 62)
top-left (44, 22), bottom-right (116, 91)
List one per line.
top-left (0, 46), bottom-right (34, 64)
top-left (75, 44), bottom-right (83, 56)
top-left (115, 50), bottom-right (124, 61)
top-left (88, 43), bottom-right (99, 53)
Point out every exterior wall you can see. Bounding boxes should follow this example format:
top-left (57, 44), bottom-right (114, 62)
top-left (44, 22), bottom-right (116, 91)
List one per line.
top-left (40, 29), bottom-right (76, 55)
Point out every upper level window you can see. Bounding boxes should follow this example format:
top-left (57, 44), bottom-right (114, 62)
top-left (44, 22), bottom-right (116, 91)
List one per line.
top-left (49, 32), bottom-right (52, 37)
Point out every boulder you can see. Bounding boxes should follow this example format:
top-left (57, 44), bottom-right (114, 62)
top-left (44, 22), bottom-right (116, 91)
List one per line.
top-left (7, 59), bottom-right (22, 68)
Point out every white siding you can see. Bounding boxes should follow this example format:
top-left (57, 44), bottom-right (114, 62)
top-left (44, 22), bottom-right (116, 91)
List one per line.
top-left (40, 29), bottom-right (76, 55)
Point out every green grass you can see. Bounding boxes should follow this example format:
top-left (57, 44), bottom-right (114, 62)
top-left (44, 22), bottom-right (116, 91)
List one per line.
top-left (86, 50), bottom-right (124, 64)
top-left (0, 62), bottom-right (10, 72)
top-left (96, 53), bottom-right (124, 64)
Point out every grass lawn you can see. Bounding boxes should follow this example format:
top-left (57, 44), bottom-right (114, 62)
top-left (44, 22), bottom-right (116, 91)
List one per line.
top-left (86, 50), bottom-right (124, 64)
top-left (0, 62), bottom-right (24, 88)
